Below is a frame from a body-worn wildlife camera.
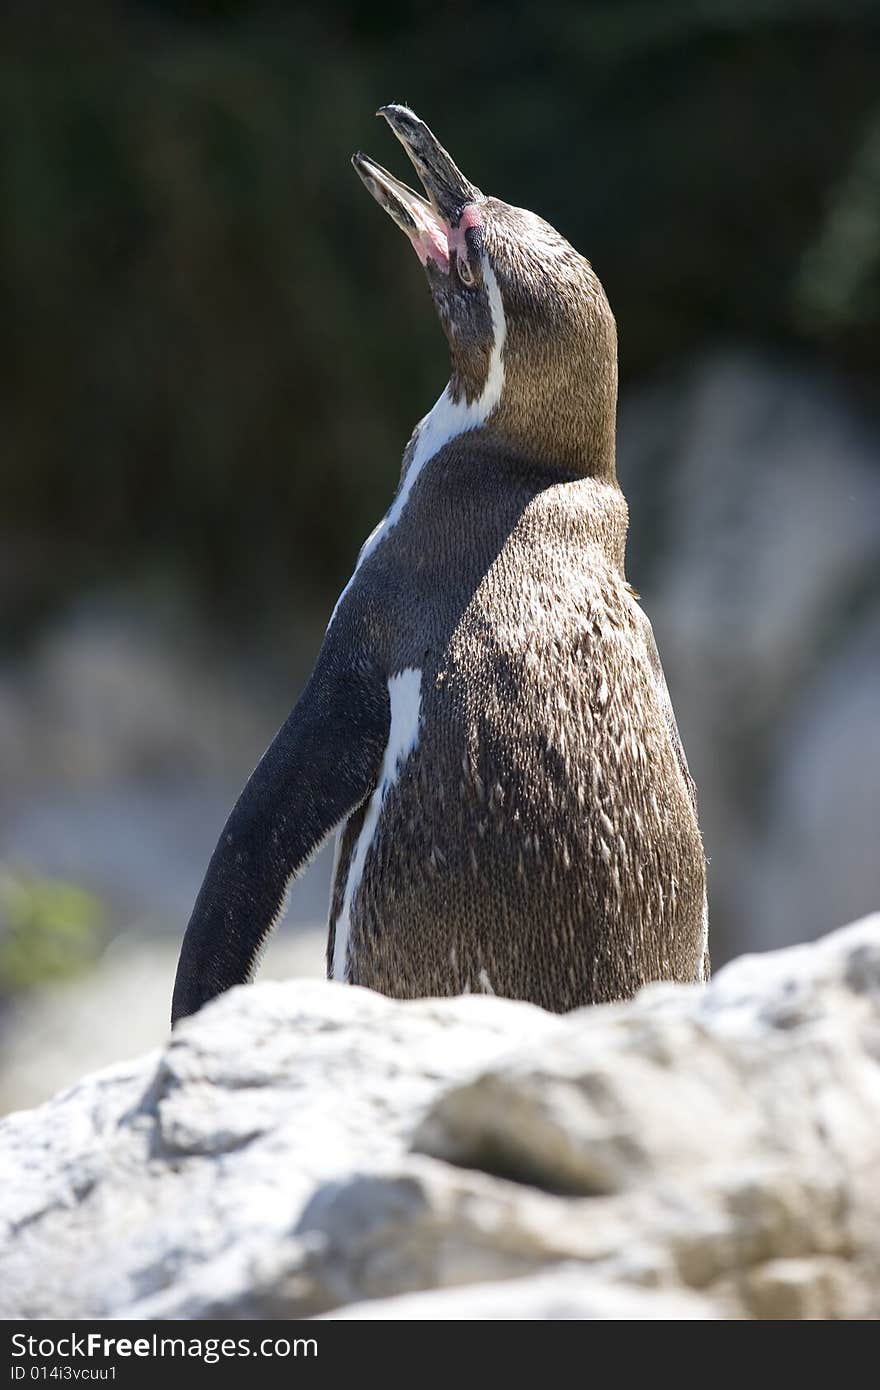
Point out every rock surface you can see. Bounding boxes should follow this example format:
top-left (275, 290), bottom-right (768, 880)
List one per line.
top-left (321, 1266), bottom-right (719, 1319)
top-left (2, 916), bottom-right (879, 1320)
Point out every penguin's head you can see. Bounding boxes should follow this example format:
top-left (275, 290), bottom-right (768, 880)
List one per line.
top-left (353, 105), bottom-right (617, 476)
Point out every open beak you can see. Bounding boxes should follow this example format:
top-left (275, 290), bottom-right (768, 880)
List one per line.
top-left (352, 105), bottom-right (481, 273)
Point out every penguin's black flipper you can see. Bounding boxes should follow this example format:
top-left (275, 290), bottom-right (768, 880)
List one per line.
top-left (171, 647), bottom-right (390, 1025)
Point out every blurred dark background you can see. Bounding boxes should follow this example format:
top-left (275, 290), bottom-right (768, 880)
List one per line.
top-left (2, 0), bottom-right (879, 1110)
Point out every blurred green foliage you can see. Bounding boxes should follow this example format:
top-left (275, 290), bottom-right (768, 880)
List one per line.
top-left (1, 1), bottom-right (878, 637)
top-left (794, 110), bottom-right (880, 332)
top-left (0, 867), bottom-right (107, 996)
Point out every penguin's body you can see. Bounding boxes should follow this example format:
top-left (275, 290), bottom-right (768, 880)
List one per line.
top-left (171, 106), bottom-right (707, 1025)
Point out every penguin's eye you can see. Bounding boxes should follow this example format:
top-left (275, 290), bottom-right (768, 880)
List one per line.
top-left (457, 257), bottom-right (475, 287)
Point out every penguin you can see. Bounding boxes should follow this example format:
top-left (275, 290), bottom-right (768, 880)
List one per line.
top-left (171, 105), bottom-right (708, 1025)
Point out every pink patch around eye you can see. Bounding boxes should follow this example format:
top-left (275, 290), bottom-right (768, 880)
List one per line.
top-left (459, 204), bottom-right (483, 232)
top-left (447, 203), bottom-right (483, 262)
top-left (406, 200), bottom-right (482, 274)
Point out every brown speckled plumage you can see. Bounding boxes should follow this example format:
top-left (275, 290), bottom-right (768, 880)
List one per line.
top-left (328, 438), bottom-right (707, 1006)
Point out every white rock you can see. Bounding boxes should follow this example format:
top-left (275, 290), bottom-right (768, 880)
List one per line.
top-left (322, 1264), bottom-right (720, 1319)
top-left (1, 917), bottom-right (879, 1320)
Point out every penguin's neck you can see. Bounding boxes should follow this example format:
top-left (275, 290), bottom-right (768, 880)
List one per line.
top-left (474, 279), bottom-right (619, 482)
top-left (404, 399), bottom-right (629, 579)
top-left (487, 357), bottom-right (618, 483)
top-left (395, 263), bottom-right (509, 526)
top-left (387, 260), bottom-right (621, 580)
